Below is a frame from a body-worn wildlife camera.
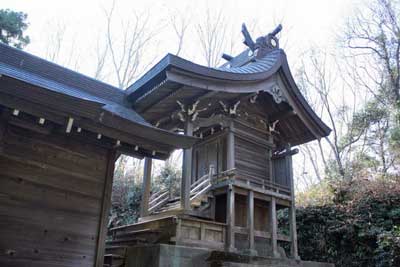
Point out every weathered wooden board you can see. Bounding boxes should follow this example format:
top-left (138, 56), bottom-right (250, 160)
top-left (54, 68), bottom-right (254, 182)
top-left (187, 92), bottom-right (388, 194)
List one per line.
top-left (235, 136), bottom-right (270, 181)
top-left (0, 122), bottom-right (110, 267)
top-left (192, 135), bottom-right (226, 180)
top-left (272, 157), bottom-right (290, 188)
top-left (254, 199), bottom-right (269, 231)
top-left (234, 194), bottom-right (247, 227)
top-left (231, 119), bottom-right (273, 184)
top-left (177, 217), bottom-right (225, 249)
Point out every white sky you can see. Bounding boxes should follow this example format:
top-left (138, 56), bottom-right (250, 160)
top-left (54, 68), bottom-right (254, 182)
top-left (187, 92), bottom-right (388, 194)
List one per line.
top-left (2, 0), bottom-right (364, 190)
top-left (3, 0), bottom-right (357, 80)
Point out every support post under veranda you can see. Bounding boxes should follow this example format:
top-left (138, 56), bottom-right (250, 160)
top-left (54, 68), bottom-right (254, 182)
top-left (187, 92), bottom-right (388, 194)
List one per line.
top-left (181, 119), bottom-right (193, 210)
top-left (140, 157), bottom-right (152, 218)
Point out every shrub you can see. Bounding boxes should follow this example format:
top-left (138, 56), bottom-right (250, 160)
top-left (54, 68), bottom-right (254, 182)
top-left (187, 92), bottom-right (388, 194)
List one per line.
top-left (296, 178), bottom-right (400, 266)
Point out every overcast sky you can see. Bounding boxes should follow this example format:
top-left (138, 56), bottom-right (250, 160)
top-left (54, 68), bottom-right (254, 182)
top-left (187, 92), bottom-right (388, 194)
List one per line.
top-left (3, 0), bottom-right (358, 83)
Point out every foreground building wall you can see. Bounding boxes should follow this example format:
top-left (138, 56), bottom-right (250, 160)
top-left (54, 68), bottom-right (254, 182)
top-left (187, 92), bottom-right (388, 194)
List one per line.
top-left (0, 118), bottom-right (114, 267)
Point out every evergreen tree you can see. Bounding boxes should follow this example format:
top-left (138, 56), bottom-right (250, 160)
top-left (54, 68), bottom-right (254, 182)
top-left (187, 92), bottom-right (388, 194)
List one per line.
top-left (0, 9), bottom-right (30, 49)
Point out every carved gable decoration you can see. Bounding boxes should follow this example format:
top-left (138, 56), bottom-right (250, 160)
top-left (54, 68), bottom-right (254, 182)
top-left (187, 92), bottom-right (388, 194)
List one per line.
top-left (264, 84), bottom-right (286, 104)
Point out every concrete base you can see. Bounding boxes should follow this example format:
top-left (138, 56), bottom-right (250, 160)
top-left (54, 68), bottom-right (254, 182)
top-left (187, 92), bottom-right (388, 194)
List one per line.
top-left (125, 244), bottom-right (334, 267)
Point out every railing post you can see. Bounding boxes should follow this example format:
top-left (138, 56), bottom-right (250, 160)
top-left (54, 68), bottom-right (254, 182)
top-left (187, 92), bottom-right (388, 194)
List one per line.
top-left (140, 157), bottom-right (152, 218)
top-left (209, 164), bottom-right (215, 183)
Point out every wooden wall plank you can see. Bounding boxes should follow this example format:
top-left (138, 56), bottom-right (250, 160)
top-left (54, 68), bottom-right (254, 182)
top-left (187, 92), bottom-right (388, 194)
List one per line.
top-left (0, 158), bottom-right (104, 199)
top-left (235, 136), bottom-right (269, 182)
top-left (0, 121), bottom-right (109, 267)
top-left (0, 116), bottom-right (6, 153)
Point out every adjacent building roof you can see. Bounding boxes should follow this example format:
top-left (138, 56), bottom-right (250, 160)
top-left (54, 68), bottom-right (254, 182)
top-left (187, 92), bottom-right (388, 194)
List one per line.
top-left (0, 43), bottom-right (197, 158)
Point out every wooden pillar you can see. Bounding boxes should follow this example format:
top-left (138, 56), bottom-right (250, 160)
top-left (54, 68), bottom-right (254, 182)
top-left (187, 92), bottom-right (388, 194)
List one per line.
top-left (181, 119), bottom-right (193, 210)
top-left (268, 135), bottom-right (273, 181)
top-left (227, 120), bottom-right (235, 170)
top-left (289, 205), bottom-right (299, 259)
top-left (286, 145), bottom-right (299, 259)
top-left (269, 197), bottom-right (278, 257)
top-left (226, 184), bottom-right (235, 252)
top-left (95, 150), bottom-right (117, 267)
top-left (140, 157), bottom-right (152, 218)
top-left (247, 190), bottom-right (257, 255)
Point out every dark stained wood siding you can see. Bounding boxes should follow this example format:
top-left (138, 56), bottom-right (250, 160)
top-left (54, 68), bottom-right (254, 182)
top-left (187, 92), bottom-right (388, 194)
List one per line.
top-left (234, 194), bottom-right (247, 228)
top-left (192, 134), bottom-right (226, 181)
top-left (272, 157), bottom-right (290, 188)
top-left (254, 199), bottom-right (269, 231)
top-left (233, 120), bottom-right (272, 182)
top-left (0, 122), bottom-right (110, 267)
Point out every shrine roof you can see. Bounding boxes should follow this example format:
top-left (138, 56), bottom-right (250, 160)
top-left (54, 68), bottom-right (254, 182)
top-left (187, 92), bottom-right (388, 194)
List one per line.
top-left (126, 49), bottom-right (284, 101)
top-left (125, 24), bottom-right (331, 145)
top-left (0, 43), bottom-right (197, 158)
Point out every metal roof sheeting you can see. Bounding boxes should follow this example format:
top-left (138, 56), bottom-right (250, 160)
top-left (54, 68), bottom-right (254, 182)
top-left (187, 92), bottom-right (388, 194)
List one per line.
top-left (0, 43), bottom-right (198, 151)
top-left (217, 49), bottom-right (280, 74)
top-left (0, 43), bottom-right (148, 126)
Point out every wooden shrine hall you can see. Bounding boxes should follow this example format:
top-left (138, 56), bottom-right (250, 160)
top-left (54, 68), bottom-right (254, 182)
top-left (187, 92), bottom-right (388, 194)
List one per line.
top-left (106, 25), bottom-right (333, 267)
top-left (0, 24), bottom-right (334, 267)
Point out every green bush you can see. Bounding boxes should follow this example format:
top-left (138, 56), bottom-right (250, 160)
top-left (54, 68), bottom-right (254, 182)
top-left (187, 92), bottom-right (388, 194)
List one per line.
top-left (295, 179), bottom-right (400, 266)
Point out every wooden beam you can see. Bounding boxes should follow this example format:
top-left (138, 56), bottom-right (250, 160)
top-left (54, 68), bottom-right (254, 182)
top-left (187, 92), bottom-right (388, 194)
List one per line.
top-left (212, 178), bottom-right (292, 201)
top-left (269, 197), bottom-right (278, 257)
top-left (152, 90), bottom-right (219, 129)
top-left (166, 70), bottom-right (275, 94)
top-left (226, 184), bottom-right (235, 252)
top-left (65, 117), bottom-right (74, 133)
top-left (0, 91), bottom-right (179, 155)
top-left (181, 119), bottom-right (193, 210)
top-left (192, 114), bottom-right (229, 129)
top-left (5, 114), bottom-right (53, 135)
top-left (272, 148), bottom-right (299, 160)
top-left (95, 150), bottom-right (117, 267)
top-left (138, 84), bottom-right (182, 113)
top-left (140, 157), bottom-right (152, 218)
top-left (269, 109), bottom-right (296, 122)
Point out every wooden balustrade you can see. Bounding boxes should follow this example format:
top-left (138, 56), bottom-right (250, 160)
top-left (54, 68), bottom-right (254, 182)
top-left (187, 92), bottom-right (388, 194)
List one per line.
top-left (146, 165), bottom-right (215, 215)
top-left (212, 168), bottom-right (292, 197)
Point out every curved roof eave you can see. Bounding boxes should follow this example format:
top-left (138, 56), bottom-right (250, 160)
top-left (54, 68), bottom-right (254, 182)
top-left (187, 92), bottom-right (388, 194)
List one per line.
top-left (0, 72), bottom-right (197, 152)
top-left (278, 53), bottom-right (332, 139)
top-left (101, 103), bottom-right (198, 149)
top-left (126, 51), bottom-right (284, 100)
top-left (126, 50), bottom-right (331, 141)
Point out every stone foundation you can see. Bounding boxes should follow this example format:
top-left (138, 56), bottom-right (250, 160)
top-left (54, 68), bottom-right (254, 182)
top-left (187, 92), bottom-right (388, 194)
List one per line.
top-left (125, 244), bottom-right (334, 267)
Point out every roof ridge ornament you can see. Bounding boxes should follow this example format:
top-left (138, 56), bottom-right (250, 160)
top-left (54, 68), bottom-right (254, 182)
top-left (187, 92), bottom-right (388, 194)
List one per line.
top-left (242, 23), bottom-right (282, 52)
top-left (222, 23), bottom-right (283, 64)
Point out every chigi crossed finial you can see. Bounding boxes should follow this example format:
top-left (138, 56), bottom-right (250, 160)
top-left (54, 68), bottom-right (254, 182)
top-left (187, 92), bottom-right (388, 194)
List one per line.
top-left (223, 23), bottom-right (282, 61)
